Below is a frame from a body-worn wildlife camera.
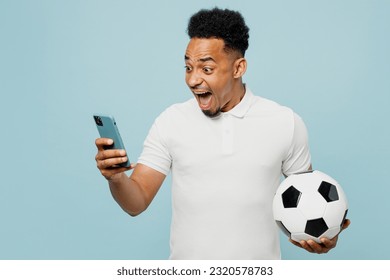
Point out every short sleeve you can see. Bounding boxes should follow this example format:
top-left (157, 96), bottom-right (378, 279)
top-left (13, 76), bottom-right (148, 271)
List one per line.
top-left (282, 113), bottom-right (312, 176)
top-left (137, 120), bottom-right (172, 175)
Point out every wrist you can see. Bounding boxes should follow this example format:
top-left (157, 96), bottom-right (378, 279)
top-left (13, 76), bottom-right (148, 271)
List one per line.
top-left (107, 172), bottom-right (127, 185)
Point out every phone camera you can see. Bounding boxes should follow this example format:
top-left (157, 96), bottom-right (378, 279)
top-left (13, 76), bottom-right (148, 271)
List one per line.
top-left (94, 116), bottom-right (103, 126)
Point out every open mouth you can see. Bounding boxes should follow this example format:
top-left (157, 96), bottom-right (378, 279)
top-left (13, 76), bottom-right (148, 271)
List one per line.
top-left (194, 91), bottom-right (213, 109)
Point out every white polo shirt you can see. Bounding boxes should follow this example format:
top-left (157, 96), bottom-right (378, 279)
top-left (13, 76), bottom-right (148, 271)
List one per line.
top-left (138, 88), bottom-right (311, 259)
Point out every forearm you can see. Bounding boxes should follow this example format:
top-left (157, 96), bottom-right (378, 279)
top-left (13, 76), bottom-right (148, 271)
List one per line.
top-left (108, 172), bottom-right (148, 216)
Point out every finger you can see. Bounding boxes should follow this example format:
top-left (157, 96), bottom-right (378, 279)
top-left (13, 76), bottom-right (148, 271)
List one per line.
top-left (307, 240), bottom-right (327, 254)
top-left (320, 237), bottom-right (336, 250)
top-left (99, 163), bottom-right (134, 179)
top-left (97, 156), bottom-right (129, 170)
top-left (341, 219), bottom-right (351, 231)
top-left (130, 163), bottom-right (137, 169)
top-left (95, 138), bottom-right (114, 150)
top-left (95, 149), bottom-right (127, 163)
top-left (100, 149), bottom-right (127, 160)
top-left (299, 240), bottom-right (314, 253)
top-left (101, 166), bottom-right (129, 180)
top-left (289, 238), bottom-right (303, 248)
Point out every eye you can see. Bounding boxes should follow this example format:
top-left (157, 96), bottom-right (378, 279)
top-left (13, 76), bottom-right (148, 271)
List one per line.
top-left (203, 67), bottom-right (213, 74)
top-left (184, 65), bottom-right (192, 72)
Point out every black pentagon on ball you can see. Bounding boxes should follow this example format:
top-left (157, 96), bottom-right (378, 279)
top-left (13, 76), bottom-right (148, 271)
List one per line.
top-left (275, 220), bottom-right (291, 238)
top-left (305, 218), bottom-right (329, 237)
top-left (282, 186), bottom-right (302, 208)
top-left (318, 181), bottom-right (339, 202)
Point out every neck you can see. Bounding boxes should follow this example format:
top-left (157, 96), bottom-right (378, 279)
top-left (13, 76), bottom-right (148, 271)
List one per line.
top-left (222, 82), bottom-right (246, 112)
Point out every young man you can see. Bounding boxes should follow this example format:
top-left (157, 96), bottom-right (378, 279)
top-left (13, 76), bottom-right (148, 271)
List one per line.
top-left (95, 8), bottom-right (349, 259)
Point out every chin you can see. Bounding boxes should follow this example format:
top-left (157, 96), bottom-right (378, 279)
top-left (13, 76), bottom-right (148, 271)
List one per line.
top-left (202, 108), bottom-right (221, 118)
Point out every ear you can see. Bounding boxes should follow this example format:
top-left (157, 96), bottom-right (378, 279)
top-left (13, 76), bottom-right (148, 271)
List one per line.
top-left (233, 58), bottom-right (247, 79)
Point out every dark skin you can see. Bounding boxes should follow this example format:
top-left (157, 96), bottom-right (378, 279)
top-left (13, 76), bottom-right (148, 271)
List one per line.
top-left (96, 37), bottom-right (350, 254)
top-left (184, 37), bottom-right (247, 117)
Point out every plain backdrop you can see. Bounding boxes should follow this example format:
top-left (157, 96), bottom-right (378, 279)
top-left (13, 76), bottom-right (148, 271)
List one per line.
top-left (1, 0), bottom-right (389, 260)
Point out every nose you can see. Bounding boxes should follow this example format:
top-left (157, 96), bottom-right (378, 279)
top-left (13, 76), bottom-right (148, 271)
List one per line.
top-left (186, 71), bottom-right (203, 89)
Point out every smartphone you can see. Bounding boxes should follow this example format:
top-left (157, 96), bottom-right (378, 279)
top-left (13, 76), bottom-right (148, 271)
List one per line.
top-left (93, 114), bottom-right (130, 168)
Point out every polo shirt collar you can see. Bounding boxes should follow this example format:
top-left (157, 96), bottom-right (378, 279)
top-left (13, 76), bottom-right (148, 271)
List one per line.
top-left (223, 86), bottom-right (254, 118)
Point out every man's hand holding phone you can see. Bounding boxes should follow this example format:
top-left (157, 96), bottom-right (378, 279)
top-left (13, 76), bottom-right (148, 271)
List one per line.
top-left (95, 138), bottom-right (134, 181)
top-left (93, 115), bottom-right (134, 181)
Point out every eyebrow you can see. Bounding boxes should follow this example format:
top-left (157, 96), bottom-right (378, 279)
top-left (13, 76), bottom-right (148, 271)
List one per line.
top-left (184, 55), bottom-right (216, 63)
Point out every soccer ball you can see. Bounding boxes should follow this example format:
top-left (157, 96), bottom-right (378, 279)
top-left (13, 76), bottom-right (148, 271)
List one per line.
top-left (273, 170), bottom-right (348, 243)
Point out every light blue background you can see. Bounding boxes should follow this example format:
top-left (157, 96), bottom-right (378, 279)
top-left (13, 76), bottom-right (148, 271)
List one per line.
top-left (1, 0), bottom-right (389, 260)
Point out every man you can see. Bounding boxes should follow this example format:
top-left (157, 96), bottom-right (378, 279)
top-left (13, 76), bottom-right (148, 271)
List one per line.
top-left (95, 8), bottom-right (349, 259)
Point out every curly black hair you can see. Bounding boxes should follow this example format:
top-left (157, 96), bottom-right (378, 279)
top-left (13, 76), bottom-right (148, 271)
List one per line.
top-left (187, 7), bottom-right (250, 56)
